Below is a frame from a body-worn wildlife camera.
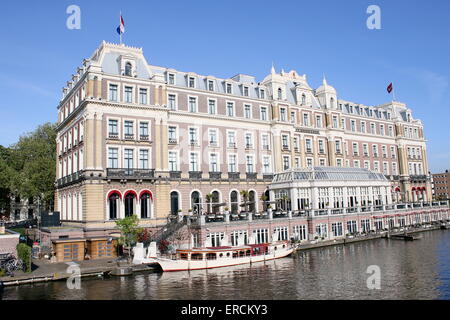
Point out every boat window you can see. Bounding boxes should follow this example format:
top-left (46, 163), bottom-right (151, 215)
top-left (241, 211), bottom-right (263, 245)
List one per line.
top-left (191, 253), bottom-right (203, 260)
top-left (274, 246), bottom-right (278, 251)
top-left (239, 251), bottom-right (245, 257)
top-left (219, 253), bottom-right (224, 258)
top-left (206, 253), bottom-right (217, 260)
top-left (246, 250), bottom-right (251, 256)
top-left (232, 252), bottom-right (238, 258)
top-left (180, 253), bottom-right (188, 260)
top-left (226, 252), bottom-right (230, 257)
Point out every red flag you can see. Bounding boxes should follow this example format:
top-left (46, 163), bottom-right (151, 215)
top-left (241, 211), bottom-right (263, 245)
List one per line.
top-left (387, 83), bottom-right (393, 94)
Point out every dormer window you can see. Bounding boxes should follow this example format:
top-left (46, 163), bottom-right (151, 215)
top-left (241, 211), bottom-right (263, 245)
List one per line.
top-left (243, 86), bottom-right (249, 97)
top-left (278, 88), bottom-right (283, 100)
top-left (125, 62), bottom-right (132, 77)
top-left (330, 97), bottom-right (335, 108)
top-left (226, 83), bottom-right (232, 94)
top-left (188, 77), bottom-right (195, 88)
top-left (260, 89), bottom-right (265, 99)
top-left (168, 73), bottom-right (175, 85)
top-left (301, 94), bottom-right (306, 105)
top-left (208, 80), bottom-right (214, 91)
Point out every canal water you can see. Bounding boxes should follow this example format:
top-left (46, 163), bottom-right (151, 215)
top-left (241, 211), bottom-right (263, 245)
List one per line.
top-left (1, 230), bottom-right (449, 300)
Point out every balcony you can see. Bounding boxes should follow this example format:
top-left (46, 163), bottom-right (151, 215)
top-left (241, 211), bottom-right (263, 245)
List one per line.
top-left (209, 172), bottom-right (222, 180)
top-left (57, 171), bottom-right (85, 188)
top-left (228, 172), bottom-right (240, 181)
top-left (306, 148), bottom-right (312, 154)
top-left (124, 134), bottom-right (134, 140)
top-left (139, 135), bottom-right (149, 141)
top-left (106, 168), bottom-right (155, 180)
top-left (189, 171), bottom-right (203, 180)
top-left (169, 138), bottom-right (178, 144)
top-left (263, 174), bottom-right (274, 181)
top-left (410, 175), bottom-right (427, 182)
top-left (263, 145), bottom-right (270, 151)
top-left (108, 132), bottom-right (119, 139)
top-left (228, 142), bottom-right (236, 149)
top-left (245, 144), bottom-right (253, 150)
top-left (246, 172), bottom-right (257, 181)
top-left (169, 171), bottom-right (181, 179)
top-left (189, 140), bottom-right (199, 146)
top-left (209, 141), bottom-right (218, 148)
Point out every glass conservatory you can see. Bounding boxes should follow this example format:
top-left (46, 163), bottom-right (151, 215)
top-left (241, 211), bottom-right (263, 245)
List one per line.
top-left (269, 167), bottom-right (392, 211)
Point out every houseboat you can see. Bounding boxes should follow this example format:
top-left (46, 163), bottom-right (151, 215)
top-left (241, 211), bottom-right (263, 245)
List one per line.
top-left (133, 241), bottom-right (293, 272)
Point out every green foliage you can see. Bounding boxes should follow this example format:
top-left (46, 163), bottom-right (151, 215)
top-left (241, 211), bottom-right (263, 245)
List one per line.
top-left (0, 123), bottom-right (57, 213)
top-left (115, 215), bottom-right (141, 248)
top-left (17, 243), bottom-right (32, 273)
top-left (0, 269), bottom-right (6, 277)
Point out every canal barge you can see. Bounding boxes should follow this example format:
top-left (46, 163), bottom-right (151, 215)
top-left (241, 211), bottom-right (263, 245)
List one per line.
top-left (134, 241), bottom-right (293, 272)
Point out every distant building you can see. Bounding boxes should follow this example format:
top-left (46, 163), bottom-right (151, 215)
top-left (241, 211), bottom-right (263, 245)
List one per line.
top-left (432, 170), bottom-right (450, 200)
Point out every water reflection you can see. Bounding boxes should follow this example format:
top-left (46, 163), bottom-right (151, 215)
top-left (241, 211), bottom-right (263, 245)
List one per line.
top-left (2, 231), bottom-right (449, 300)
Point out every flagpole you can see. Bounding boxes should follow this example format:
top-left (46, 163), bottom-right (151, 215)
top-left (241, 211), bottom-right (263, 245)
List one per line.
top-left (119, 11), bottom-right (122, 45)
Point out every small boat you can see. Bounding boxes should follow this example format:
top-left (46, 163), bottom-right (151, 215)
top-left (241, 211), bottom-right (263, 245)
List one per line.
top-left (133, 241), bottom-right (293, 272)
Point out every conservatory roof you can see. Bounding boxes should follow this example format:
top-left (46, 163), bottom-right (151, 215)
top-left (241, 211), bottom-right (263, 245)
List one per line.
top-left (272, 167), bottom-right (388, 184)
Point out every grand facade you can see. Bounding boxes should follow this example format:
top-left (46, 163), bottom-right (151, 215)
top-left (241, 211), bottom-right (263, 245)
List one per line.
top-left (54, 41), bottom-right (431, 237)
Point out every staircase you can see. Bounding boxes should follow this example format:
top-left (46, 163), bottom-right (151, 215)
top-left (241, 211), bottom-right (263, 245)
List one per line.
top-left (151, 216), bottom-right (187, 244)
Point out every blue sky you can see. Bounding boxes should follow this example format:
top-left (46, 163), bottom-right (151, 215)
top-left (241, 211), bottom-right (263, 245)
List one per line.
top-left (0, 0), bottom-right (449, 172)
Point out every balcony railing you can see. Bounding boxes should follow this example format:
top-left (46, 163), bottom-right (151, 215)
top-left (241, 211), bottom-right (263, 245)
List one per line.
top-left (228, 172), bottom-right (240, 181)
top-left (106, 168), bottom-right (155, 179)
top-left (139, 135), bottom-right (149, 141)
top-left (169, 171), bottom-right (181, 179)
top-left (209, 172), bottom-right (222, 180)
top-left (57, 171), bottom-right (85, 188)
top-left (263, 174), bottom-right (274, 181)
top-left (189, 171), bottom-right (202, 180)
top-left (109, 133), bottom-right (119, 139)
top-left (124, 134), bottom-right (134, 140)
top-left (246, 172), bottom-right (257, 181)
top-left (169, 138), bottom-right (178, 144)
top-left (410, 175), bottom-right (427, 181)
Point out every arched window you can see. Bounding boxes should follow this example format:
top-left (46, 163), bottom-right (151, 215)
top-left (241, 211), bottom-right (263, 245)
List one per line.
top-left (263, 190), bottom-right (270, 211)
top-left (230, 191), bottom-right (239, 214)
top-left (124, 192), bottom-right (136, 217)
top-left (141, 192), bottom-right (152, 219)
top-left (191, 191), bottom-right (201, 214)
top-left (330, 97), bottom-right (335, 108)
top-left (248, 191), bottom-right (256, 213)
top-left (108, 192), bottom-right (121, 220)
top-left (125, 62), bottom-right (132, 77)
top-left (301, 94), bottom-right (306, 105)
top-left (170, 191), bottom-right (179, 215)
top-left (212, 191), bottom-right (220, 214)
top-left (278, 88), bottom-right (283, 100)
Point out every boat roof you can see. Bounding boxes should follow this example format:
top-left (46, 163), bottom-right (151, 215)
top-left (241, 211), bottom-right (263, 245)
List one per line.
top-left (177, 243), bottom-right (278, 253)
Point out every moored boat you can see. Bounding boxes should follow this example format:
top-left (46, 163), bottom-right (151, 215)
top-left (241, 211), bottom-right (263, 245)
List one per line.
top-left (133, 241), bottom-right (293, 272)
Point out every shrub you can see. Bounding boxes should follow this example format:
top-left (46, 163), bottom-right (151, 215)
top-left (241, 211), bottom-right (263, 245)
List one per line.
top-left (17, 243), bottom-right (32, 273)
top-left (0, 269), bottom-right (6, 277)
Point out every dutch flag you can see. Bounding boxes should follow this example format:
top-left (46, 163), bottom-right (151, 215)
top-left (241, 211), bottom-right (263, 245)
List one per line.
top-left (117, 15), bottom-right (125, 35)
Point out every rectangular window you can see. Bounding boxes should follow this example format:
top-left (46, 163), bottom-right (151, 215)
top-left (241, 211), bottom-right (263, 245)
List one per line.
top-left (189, 153), bottom-right (198, 171)
top-left (189, 128), bottom-right (198, 145)
top-left (124, 121), bottom-right (134, 136)
top-left (168, 94), bottom-right (177, 110)
top-left (124, 86), bottom-right (133, 103)
top-left (243, 86), bottom-right (249, 97)
top-left (282, 135), bottom-right (289, 149)
top-left (169, 151), bottom-right (178, 171)
top-left (109, 84), bottom-right (118, 101)
top-left (263, 156), bottom-right (270, 173)
top-left (305, 139), bottom-right (312, 153)
top-left (139, 122), bottom-right (149, 138)
top-left (335, 140), bottom-right (341, 153)
top-left (227, 102), bottom-right (235, 117)
top-left (303, 113), bottom-right (310, 126)
top-left (260, 89), bottom-right (265, 99)
top-left (318, 140), bottom-right (325, 153)
top-left (208, 99), bottom-right (216, 115)
top-left (228, 154), bottom-right (237, 172)
top-left (260, 107), bottom-right (267, 121)
top-left (189, 97), bottom-right (197, 113)
top-left (209, 129), bottom-right (217, 146)
top-left (246, 156), bottom-right (254, 173)
top-left (168, 126), bottom-right (177, 143)
top-left (228, 131), bottom-right (236, 148)
top-left (139, 88), bottom-right (148, 104)
top-left (351, 120), bottom-right (356, 132)
top-left (108, 148), bottom-right (118, 168)
top-left (209, 153), bottom-right (218, 172)
top-left (280, 108), bottom-right (287, 122)
top-left (283, 156), bottom-right (290, 170)
top-left (332, 116), bottom-right (338, 128)
top-left (139, 150), bottom-right (149, 169)
top-left (108, 120), bottom-right (118, 135)
top-left (124, 149), bottom-right (134, 169)
top-left (245, 133), bottom-right (253, 149)
top-left (316, 115), bottom-right (322, 128)
top-left (244, 104), bottom-right (251, 119)
top-left (262, 134), bottom-right (269, 150)
top-left (291, 112), bottom-right (296, 124)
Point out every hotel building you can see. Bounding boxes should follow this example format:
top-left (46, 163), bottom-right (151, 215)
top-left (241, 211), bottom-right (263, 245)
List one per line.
top-left (54, 41), bottom-right (432, 240)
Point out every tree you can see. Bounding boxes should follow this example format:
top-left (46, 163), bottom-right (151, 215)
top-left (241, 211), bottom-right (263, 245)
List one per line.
top-left (115, 215), bottom-right (141, 262)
